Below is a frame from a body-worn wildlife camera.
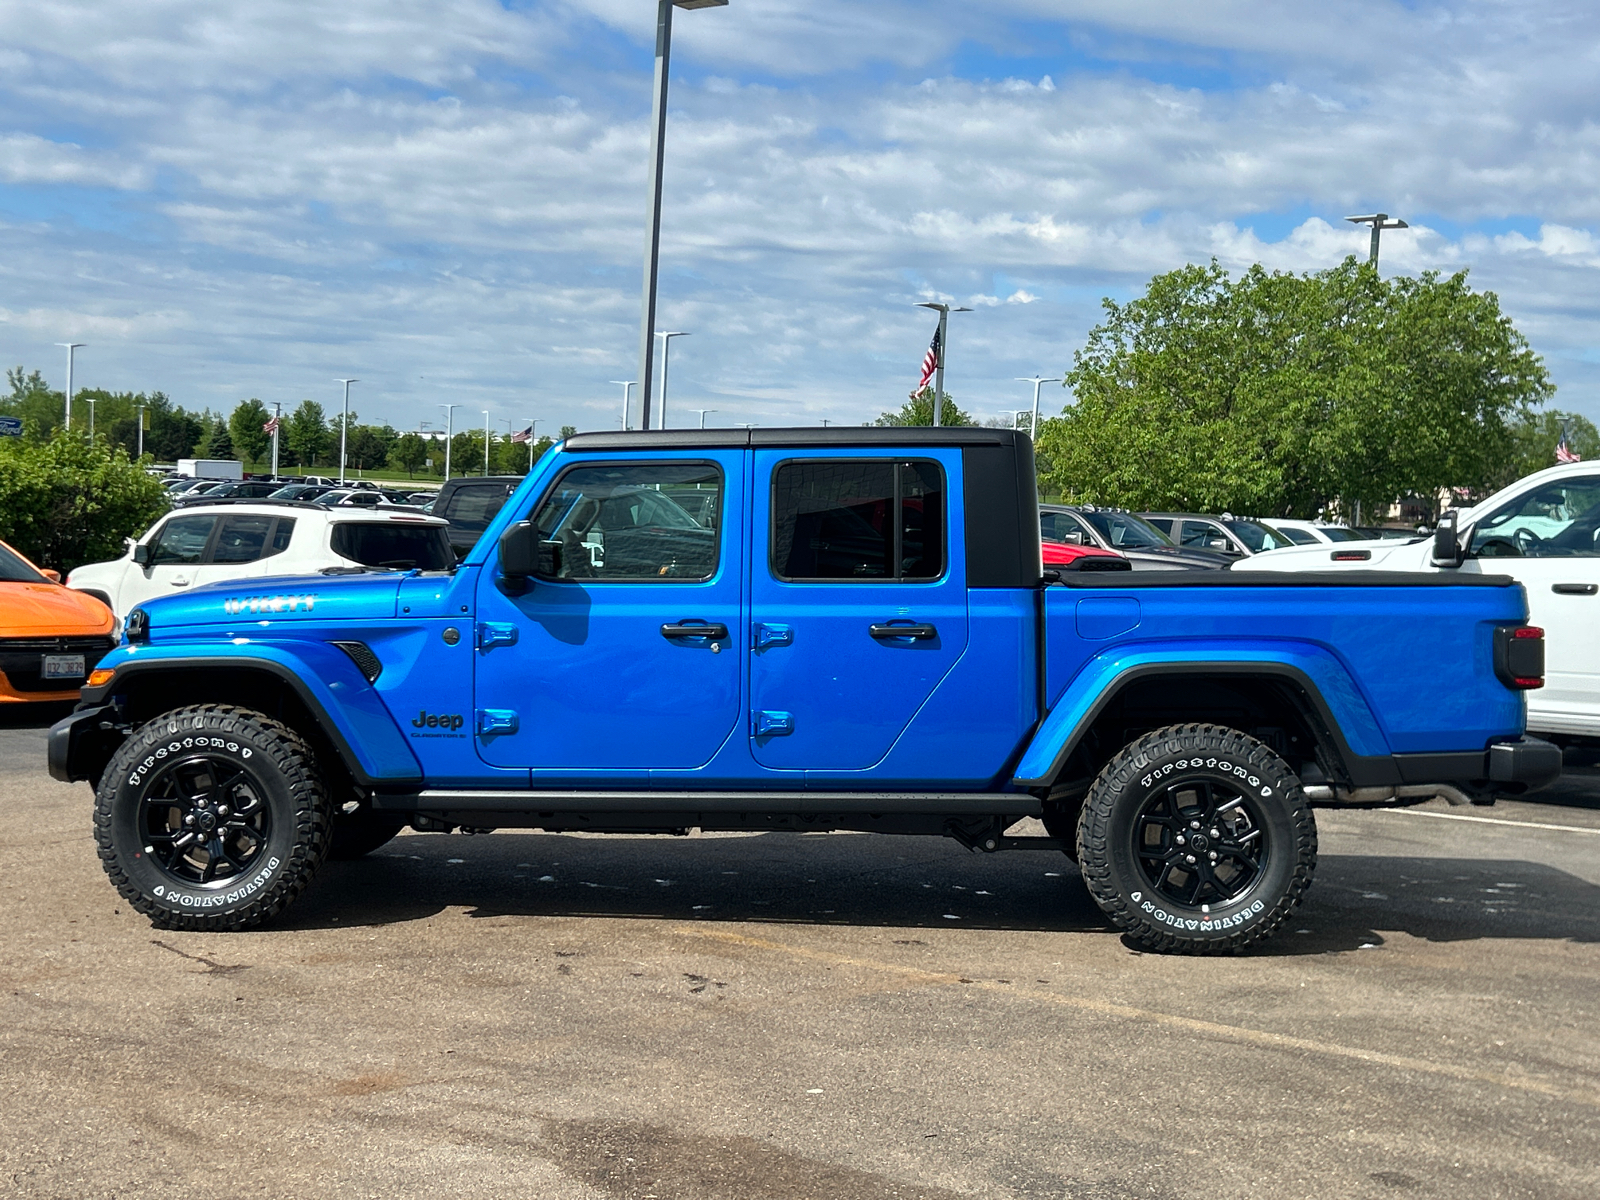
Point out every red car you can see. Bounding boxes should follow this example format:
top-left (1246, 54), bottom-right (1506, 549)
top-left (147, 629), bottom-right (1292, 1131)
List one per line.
top-left (1042, 540), bottom-right (1130, 572)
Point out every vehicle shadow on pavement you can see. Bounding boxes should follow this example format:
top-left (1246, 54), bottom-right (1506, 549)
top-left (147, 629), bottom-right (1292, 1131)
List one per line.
top-left (0, 701), bottom-right (72, 730)
top-left (275, 834), bottom-right (1600, 953)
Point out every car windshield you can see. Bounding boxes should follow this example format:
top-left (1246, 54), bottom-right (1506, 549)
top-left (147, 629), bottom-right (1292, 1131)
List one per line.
top-left (0, 542), bottom-right (47, 584)
top-left (329, 522), bottom-right (455, 571)
top-left (1320, 526), bottom-right (1367, 542)
top-left (312, 491), bottom-right (352, 506)
top-left (1223, 520), bottom-right (1293, 552)
top-left (1081, 511), bottom-right (1174, 549)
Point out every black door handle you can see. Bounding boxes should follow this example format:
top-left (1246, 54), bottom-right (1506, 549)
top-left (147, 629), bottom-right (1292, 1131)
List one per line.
top-left (1552, 583), bottom-right (1598, 595)
top-left (870, 623), bottom-right (937, 640)
top-left (661, 622), bottom-right (729, 640)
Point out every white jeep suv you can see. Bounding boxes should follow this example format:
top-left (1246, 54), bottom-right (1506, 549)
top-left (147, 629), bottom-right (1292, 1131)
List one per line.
top-left (68, 503), bottom-right (453, 618)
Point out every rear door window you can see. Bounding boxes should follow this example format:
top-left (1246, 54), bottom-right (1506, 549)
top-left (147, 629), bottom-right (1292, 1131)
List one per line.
top-left (148, 515), bottom-right (218, 565)
top-left (770, 459), bottom-right (945, 581)
top-left (209, 515), bottom-right (278, 564)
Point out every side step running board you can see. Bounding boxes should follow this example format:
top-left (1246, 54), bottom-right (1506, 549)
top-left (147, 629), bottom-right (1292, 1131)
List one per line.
top-left (374, 789), bottom-right (1043, 816)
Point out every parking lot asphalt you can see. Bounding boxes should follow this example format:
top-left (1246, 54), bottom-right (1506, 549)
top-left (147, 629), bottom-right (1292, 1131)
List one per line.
top-left (2, 704), bottom-right (1598, 1200)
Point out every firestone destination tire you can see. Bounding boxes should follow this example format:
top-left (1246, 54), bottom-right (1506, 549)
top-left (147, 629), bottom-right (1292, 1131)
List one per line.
top-left (1077, 723), bottom-right (1316, 954)
top-left (94, 704), bottom-right (331, 931)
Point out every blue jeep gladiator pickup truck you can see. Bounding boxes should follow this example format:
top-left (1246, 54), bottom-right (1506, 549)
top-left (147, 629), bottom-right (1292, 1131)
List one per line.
top-left (49, 428), bottom-right (1561, 952)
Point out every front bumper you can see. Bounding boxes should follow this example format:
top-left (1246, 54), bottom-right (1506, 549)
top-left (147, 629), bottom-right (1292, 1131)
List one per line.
top-left (47, 703), bottom-right (121, 784)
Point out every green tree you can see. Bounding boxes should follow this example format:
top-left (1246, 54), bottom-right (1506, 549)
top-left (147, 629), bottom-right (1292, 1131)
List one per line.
top-left (0, 432), bottom-right (170, 572)
top-left (2, 367), bottom-right (65, 440)
top-left (203, 415), bottom-right (235, 459)
top-left (346, 424), bottom-right (395, 471)
top-left (391, 431), bottom-right (428, 477)
top-left (1036, 258), bottom-right (1552, 519)
top-left (229, 399), bottom-right (272, 467)
top-left (286, 400), bottom-right (331, 467)
top-left (559, 425), bottom-right (577, 440)
top-left (875, 386), bottom-right (975, 427)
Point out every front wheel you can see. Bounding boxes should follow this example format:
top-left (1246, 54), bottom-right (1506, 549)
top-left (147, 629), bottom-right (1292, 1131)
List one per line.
top-left (93, 705), bottom-right (331, 930)
top-left (1077, 723), bottom-right (1316, 954)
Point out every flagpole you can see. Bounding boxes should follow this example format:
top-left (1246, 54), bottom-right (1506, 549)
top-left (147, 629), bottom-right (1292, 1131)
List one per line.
top-left (271, 402), bottom-right (280, 478)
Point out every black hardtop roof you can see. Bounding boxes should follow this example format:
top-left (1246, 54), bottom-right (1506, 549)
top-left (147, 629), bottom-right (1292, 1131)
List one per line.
top-left (563, 427), bottom-right (1028, 453)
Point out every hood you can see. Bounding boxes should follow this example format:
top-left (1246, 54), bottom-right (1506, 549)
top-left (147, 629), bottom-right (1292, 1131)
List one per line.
top-left (135, 572), bottom-right (405, 634)
top-left (1125, 546), bottom-right (1231, 569)
top-left (0, 581), bottom-right (115, 637)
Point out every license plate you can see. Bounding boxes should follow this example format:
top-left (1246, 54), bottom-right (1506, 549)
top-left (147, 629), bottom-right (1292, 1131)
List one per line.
top-left (42, 654), bottom-right (86, 681)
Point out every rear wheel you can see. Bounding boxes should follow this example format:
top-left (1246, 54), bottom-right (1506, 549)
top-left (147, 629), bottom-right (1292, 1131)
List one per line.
top-left (94, 704), bottom-right (331, 930)
top-left (1077, 723), bottom-right (1315, 953)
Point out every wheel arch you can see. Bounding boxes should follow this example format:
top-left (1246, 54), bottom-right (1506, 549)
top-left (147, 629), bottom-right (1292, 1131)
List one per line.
top-left (1014, 663), bottom-right (1368, 794)
top-left (75, 657), bottom-right (422, 790)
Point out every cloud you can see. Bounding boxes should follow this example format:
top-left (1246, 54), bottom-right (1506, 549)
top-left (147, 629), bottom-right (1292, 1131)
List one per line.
top-left (2, 2), bottom-right (1600, 430)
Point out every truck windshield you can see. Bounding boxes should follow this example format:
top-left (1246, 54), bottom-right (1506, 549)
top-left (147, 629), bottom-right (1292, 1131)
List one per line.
top-left (330, 523), bottom-right (454, 571)
top-left (1081, 511), bottom-right (1173, 550)
top-left (1223, 520), bottom-right (1293, 552)
top-left (0, 542), bottom-right (47, 583)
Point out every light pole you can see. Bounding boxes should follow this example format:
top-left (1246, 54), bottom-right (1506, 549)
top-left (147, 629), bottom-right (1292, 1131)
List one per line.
top-left (913, 303), bottom-right (972, 426)
top-left (655, 331), bottom-right (689, 428)
top-left (1346, 213), bottom-right (1408, 267)
top-left (268, 402), bottom-right (280, 477)
top-left (483, 410), bottom-right (491, 475)
top-left (1010, 409), bottom-right (1031, 433)
top-left (692, 408), bottom-right (717, 428)
top-left (84, 398), bottom-right (97, 439)
top-left (136, 403), bottom-right (148, 460)
top-left (636, 0), bottom-right (729, 431)
top-left (56, 342), bottom-right (84, 431)
top-left (611, 381), bottom-right (636, 430)
top-left (440, 403), bottom-right (460, 481)
top-left (335, 378), bottom-right (358, 483)
top-left (1016, 376), bottom-right (1062, 438)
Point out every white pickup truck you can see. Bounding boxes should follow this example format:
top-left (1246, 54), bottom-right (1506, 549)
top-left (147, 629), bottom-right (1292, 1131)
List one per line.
top-left (1236, 461), bottom-right (1600, 743)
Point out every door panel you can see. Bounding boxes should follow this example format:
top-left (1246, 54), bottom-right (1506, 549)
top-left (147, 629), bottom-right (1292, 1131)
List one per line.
top-left (749, 450), bottom-right (968, 772)
top-left (474, 455), bottom-right (743, 771)
top-left (125, 514), bottom-right (219, 609)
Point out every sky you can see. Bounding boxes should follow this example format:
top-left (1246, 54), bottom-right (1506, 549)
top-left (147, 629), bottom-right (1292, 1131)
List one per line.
top-left (2, 1), bottom-right (1599, 436)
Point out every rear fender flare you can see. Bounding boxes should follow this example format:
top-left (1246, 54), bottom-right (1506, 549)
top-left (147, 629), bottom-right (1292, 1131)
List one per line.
top-left (1013, 647), bottom-right (1388, 788)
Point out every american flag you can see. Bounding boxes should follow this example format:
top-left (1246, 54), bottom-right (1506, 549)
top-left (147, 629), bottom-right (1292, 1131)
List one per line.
top-left (917, 326), bottom-right (941, 390)
top-left (1557, 437), bottom-right (1581, 464)
top-left (262, 416), bottom-right (281, 435)
top-left (511, 424), bottom-right (533, 444)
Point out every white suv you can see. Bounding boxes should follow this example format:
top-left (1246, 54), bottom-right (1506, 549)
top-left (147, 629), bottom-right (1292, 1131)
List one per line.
top-left (68, 503), bottom-right (453, 617)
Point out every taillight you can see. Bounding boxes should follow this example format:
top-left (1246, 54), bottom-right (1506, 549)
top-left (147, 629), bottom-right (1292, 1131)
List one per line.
top-left (1494, 624), bottom-right (1545, 690)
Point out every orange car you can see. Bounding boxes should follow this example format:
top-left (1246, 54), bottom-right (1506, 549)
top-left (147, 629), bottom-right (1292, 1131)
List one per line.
top-left (0, 540), bottom-right (117, 703)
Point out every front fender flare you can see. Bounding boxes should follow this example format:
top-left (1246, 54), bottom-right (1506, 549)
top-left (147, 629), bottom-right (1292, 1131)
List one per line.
top-left (75, 643), bottom-right (423, 787)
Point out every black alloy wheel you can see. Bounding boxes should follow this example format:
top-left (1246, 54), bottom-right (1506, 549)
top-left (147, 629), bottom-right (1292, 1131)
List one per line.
top-left (95, 704), bottom-right (331, 930)
top-left (1077, 723), bottom-right (1316, 953)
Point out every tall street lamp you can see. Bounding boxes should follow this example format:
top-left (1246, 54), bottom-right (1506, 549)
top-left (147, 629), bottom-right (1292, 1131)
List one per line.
top-left (483, 410), bottom-right (492, 475)
top-left (655, 331), bottom-right (689, 428)
top-left (611, 380), bottom-right (636, 430)
top-left (336, 378), bottom-right (358, 483)
top-left (56, 342), bottom-right (84, 431)
top-left (84, 397), bottom-right (96, 439)
top-left (1346, 213), bottom-right (1408, 267)
top-left (636, 0), bottom-right (729, 431)
top-left (135, 403), bottom-right (148, 461)
top-left (692, 408), bottom-right (717, 428)
top-left (1016, 375), bottom-right (1062, 439)
top-left (440, 403), bottom-right (460, 481)
top-left (521, 418), bottom-right (540, 471)
top-left (914, 302), bottom-right (971, 427)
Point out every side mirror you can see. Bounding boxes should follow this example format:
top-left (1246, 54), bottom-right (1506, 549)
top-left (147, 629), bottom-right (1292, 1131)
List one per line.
top-left (499, 522), bottom-right (562, 578)
top-left (1432, 510), bottom-right (1466, 568)
top-left (132, 543), bottom-right (151, 566)
top-left (41, 569), bottom-right (61, 583)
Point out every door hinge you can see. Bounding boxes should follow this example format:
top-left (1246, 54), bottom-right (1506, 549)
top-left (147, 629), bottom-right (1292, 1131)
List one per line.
top-left (753, 623), bottom-right (793, 650)
top-left (478, 622), bottom-right (519, 651)
top-left (753, 710), bottom-right (794, 737)
top-left (477, 709), bottom-right (519, 735)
